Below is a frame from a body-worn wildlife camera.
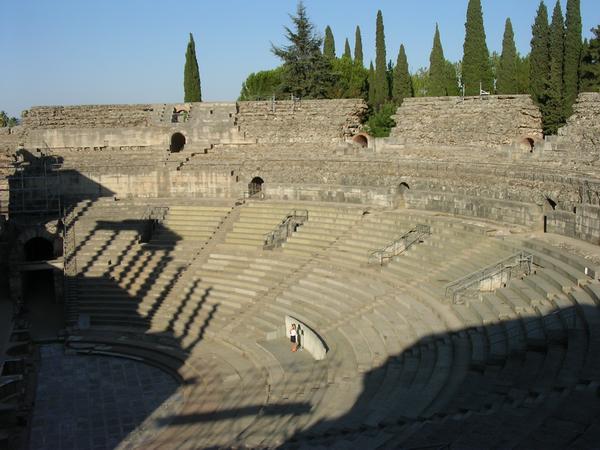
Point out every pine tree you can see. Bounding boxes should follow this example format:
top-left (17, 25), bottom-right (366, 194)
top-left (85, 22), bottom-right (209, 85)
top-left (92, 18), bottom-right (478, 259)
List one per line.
top-left (462, 0), bottom-right (493, 95)
top-left (355, 26), bottom-right (364, 67)
top-left (580, 26), bottom-right (600, 91)
top-left (184, 33), bottom-right (202, 102)
top-left (563, 0), bottom-right (582, 117)
top-left (429, 24), bottom-right (448, 96)
top-left (393, 44), bottom-right (412, 104)
top-left (530, 2), bottom-right (550, 105)
top-left (271, 2), bottom-right (336, 98)
top-left (373, 10), bottom-right (389, 108)
top-left (343, 38), bottom-right (352, 60)
top-left (497, 18), bottom-right (518, 94)
top-left (544, 0), bottom-right (566, 134)
top-left (324, 26), bottom-right (336, 58)
top-left (368, 62), bottom-right (376, 105)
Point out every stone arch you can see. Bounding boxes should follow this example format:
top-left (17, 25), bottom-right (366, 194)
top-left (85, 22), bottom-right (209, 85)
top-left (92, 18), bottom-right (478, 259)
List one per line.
top-left (170, 132), bottom-right (186, 152)
top-left (520, 137), bottom-right (535, 152)
top-left (248, 176), bottom-right (264, 197)
top-left (352, 133), bottom-right (370, 148)
top-left (398, 182), bottom-right (410, 193)
top-left (544, 196), bottom-right (557, 211)
top-left (13, 225), bottom-right (62, 262)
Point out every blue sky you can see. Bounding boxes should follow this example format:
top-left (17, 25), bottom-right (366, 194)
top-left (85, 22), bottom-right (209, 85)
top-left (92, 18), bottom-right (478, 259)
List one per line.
top-left (1, 0), bottom-right (598, 117)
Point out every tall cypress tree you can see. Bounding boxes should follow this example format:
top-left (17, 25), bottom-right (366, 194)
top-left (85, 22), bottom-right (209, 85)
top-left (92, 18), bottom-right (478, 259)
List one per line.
top-left (530, 1), bottom-right (550, 105)
top-left (324, 26), bottom-right (336, 58)
top-left (355, 26), bottom-right (364, 67)
top-left (393, 44), bottom-right (412, 105)
top-left (580, 26), bottom-right (600, 92)
top-left (563, 0), bottom-right (582, 117)
top-left (496, 18), bottom-right (518, 94)
top-left (373, 10), bottom-right (388, 108)
top-left (544, 0), bottom-right (566, 134)
top-left (462, 0), bottom-right (493, 95)
top-left (429, 24), bottom-right (448, 96)
top-left (343, 38), bottom-right (352, 60)
top-left (368, 62), bottom-right (376, 105)
top-left (184, 33), bottom-right (202, 102)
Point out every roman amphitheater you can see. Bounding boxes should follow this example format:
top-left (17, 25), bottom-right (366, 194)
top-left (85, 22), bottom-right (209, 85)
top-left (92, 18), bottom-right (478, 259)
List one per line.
top-left (1, 93), bottom-right (600, 449)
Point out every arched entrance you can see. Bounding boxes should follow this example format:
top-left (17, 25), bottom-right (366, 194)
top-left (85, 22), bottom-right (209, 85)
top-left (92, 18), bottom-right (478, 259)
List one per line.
top-left (170, 132), bottom-right (186, 152)
top-left (19, 236), bottom-right (63, 334)
top-left (520, 137), bottom-right (535, 152)
top-left (248, 177), bottom-right (264, 197)
top-left (394, 182), bottom-right (411, 209)
top-left (352, 133), bottom-right (370, 148)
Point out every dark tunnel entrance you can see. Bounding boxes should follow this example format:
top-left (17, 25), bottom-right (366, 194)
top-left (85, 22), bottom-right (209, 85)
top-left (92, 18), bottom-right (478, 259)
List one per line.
top-left (21, 237), bottom-right (64, 336)
top-left (170, 132), bottom-right (186, 152)
top-left (24, 236), bottom-right (55, 261)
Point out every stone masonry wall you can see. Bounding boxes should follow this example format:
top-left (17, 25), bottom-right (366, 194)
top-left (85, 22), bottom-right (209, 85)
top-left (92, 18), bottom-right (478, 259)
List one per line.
top-left (22, 104), bottom-right (156, 129)
top-left (557, 92), bottom-right (600, 155)
top-left (390, 95), bottom-right (543, 148)
top-left (237, 99), bottom-right (367, 143)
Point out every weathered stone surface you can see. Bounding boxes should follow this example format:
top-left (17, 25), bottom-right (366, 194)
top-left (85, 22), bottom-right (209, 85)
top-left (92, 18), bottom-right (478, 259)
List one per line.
top-left (557, 92), bottom-right (600, 155)
top-left (237, 99), bottom-right (367, 143)
top-left (390, 95), bottom-right (543, 148)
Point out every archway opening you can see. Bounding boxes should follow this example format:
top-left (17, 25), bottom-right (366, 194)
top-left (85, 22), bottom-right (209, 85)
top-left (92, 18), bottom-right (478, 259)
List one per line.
top-left (248, 177), bottom-right (264, 197)
top-left (398, 182), bottom-right (410, 193)
top-left (545, 197), bottom-right (557, 211)
top-left (170, 132), bottom-right (186, 152)
top-left (520, 137), bottom-right (535, 152)
top-left (352, 134), bottom-right (369, 148)
top-left (24, 237), bottom-right (54, 261)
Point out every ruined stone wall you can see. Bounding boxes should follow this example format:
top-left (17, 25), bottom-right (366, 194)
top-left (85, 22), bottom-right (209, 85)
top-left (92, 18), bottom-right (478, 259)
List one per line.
top-left (22, 104), bottom-right (156, 129)
top-left (557, 92), bottom-right (600, 155)
top-left (390, 95), bottom-right (543, 148)
top-left (237, 99), bottom-right (367, 143)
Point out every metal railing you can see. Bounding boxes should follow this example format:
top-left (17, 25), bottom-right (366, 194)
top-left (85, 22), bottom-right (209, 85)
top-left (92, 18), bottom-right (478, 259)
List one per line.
top-left (368, 224), bottom-right (431, 265)
top-left (264, 210), bottom-right (309, 250)
top-left (445, 251), bottom-right (533, 304)
top-left (140, 206), bottom-right (169, 243)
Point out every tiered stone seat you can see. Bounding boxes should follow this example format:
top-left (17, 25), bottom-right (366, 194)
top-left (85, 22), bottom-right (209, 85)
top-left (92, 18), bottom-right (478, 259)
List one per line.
top-left (61, 199), bottom-right (600, 448)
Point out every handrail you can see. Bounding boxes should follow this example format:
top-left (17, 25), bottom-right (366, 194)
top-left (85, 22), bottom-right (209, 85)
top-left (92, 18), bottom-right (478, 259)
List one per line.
top-left (368, 223), bottom-right (431, 265)
top-left (264, 210), bottom-right (309, 250)
top-left (445, 251), bottom-right (533, 304)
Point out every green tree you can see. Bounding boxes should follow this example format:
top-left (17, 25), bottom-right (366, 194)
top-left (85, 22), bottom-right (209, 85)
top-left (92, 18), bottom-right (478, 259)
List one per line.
top-left (365, 102), bottom-right (397, 137)
top-left (373, 10), bottom-right (389, 108)
top-left (544, 0), bottom-right (566, 134)
top-left (462, 0), bottom-right (493, 95)
top-left (239, 67), bottom-right (284, 100)
top-left (516, 54), bottom-right (531, 94)
top-left (530, 2), bottom-right (550, 105)
top-left (0, 112), bottom-right (18, 128)
top-left (428, 24), bottom-right (449, 96)
top-left (354, 26), bottom-right (364, 67)
top-left (563, 0), bottom-right (582, 117)
top-left (368, 62), bottom-right (375, 103)
top-left (580, 26), bottom-right (600, 91)
top-left (271, 2), bottom-right (336, 98)
top-left (444, 60), bottom-right (460, 96)
top-left (496, 18), bottom-right (518, 94)
top-left (184, 33), bottom-right (202, 102)
top-left (323, 25), bottom-right (336, 58)
top-left (393, 44), bottom-right (412, 104)
top-left (343, 38), bottom-right (352, 60)
top-left (411, 67), bottom-right (430, 97)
